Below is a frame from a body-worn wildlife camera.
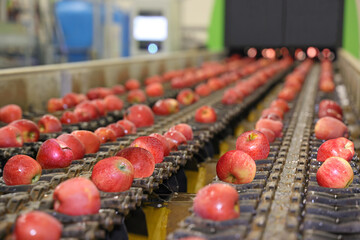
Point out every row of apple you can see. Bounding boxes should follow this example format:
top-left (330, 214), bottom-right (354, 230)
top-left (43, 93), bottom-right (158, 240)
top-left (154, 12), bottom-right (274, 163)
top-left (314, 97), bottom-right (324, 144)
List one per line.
top-left (6, 57), bottom-right (293, 239)
top-left (186, 59), bottom-right (314, 226)
top-left (314, 60), bottom-right (354, 189)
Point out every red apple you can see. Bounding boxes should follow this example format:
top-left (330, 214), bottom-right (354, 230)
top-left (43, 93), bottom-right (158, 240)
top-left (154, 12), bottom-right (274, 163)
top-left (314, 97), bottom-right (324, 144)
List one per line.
top-left (130, 136), bottom-right (164, 164)
top-left (195, 83), bottom-right (212, 97)
top-left (0, 126), bottom-right (23, 148)
top-left (3, 155), bottom-right (42, 185)
top-left (127, 89), bottom-right (147, 104)
top-left (169, 123), bottom-right (193, 140)
top-left (91, 156), bottom-right (134, 192)
top-left (94, 127), bottom-right (117, 144)
top-left (193, 183), bottom-right (240, 221)
top-left (47, 98), bottom-right (64, 113)
top-left (257, 128), bottom-right (276, 143)
top-left (74, 101), bottom-right (99, 122)
top-left (236, 130), bottom-right (270, 160)
top-left (37, 114), bottom-right (62, 133)
top-left (164, 130), bottom-right (187, 147)
top-left (10, 119), bottom-right (40, 142)
top-left (71, 130), bottom-right (101, 154)
top-left (318, 108), bottom-right (342, 121)
top-left (261, 107), bottom-right (284, 120)
top-left (316, 157), bottom-right (353, 188)
top-left (176, 88), bottom-right (199, 105)
top-left (319, 99), bottom-right (343, 116)
top-left (112, 84), bottom-right (126, 95)
top-left (317, 137), bottom-right (355, 162)
top-left (152, 99), bottom-right (180, 115)
top-left (116, 119), bottom-right (137, 135)
top-left (107, 123), bottom-right (125, 138)
top-left (194, 106), bottom-right (217, 123)
top-left (278, 87), bottom-right (297, 102)
top-left (270, 99), bottom-right (289, 113)
top-left (0, 104), bottom-right (22, 123)
top-left (216, 150), bottom-right (256, 184)
top-left (125, 79), bottom-right (141, 90)
top-left (145, 75), bottom-right (163, 85)
top-left (97, 87), bottom-right (114, 99)
top-left (75, 93), bottom-right (88, 103)
top-left (149, 133), bottom-right (170, 156)
top-left (57, 133), bottom-right (86, 160)
top-left (207, 77), bottom-right (225, 90)
top-left (315, 116), bottom-right (348, 140)
top-left (221, 88), bottom-right (242, 105)
top-left (36, 139), bottom-right (74, 169)
top-left (116, 147), bottom-right (155, 178)
top-left (124, 104), bottom-right (154, 128)
top-left (104, 95), bottom-right (124, 112)
top-left (62, 92), bottom-right (78, 108)
top-left (60, 111), bottom-right (79, 124)
top-left (91, 99), bottom-right (107, 116)
top-left (319, 80), bottom-right (335, 92)
top-left (53, 177), bottom-right (101, 215)
top-left (145, 82), bottom-right (164, 97)
top-left (14, 211), bottom-right (62, 240)
top-left (255, 119), bottom-right (283, 137)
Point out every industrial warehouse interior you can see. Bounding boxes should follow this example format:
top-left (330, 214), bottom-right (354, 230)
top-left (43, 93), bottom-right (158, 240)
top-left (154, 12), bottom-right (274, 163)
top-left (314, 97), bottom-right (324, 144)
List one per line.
top-left (0, 0), bottom-right (359, 240)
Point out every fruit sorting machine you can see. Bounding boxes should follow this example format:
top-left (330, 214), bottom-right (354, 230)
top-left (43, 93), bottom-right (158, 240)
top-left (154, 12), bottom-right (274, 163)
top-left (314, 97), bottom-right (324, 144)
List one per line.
top-left (0, 49), bottom-right (359, 240)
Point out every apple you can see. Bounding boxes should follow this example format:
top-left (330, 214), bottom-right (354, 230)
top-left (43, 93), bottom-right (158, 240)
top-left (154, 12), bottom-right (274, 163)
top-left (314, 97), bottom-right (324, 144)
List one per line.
top-left (3, 155), bottom-right (42, 185)
top-left (47, 98), bottom-right (64, 113)
top-left (94, 127), bottom-right (117, 144)
top-left (37, 114), bottom-right (62, 133)
top-left (145, 75), bottom-right (163, 85)
top-left (152, 99), bottom-right (180, 115)
top-left (62, 92), bottom-right (78, 108)
top-left (145, 82), bottom-right (164, 97)
top-left (277, 87), bottom-right (297, 102)
top-left (176, 88), bottom-right (199, 105)
top-left (319, 99), bottom-right (343, 116)
top-left (107, 123), bottom-right (125, 138)
top-left (104, 95), bottom-right (124, 112)
top-left (318, 108), bottom-right (342, 121)
top-left (75, 93), bottom-right (88, 103)
top-left (221, 88), bottom-right (243, 105)
top-left (71, 130), bottom-right (101, 154)
top-left (124, 104), bottom-right (154, 128)
top-left (116, 119), bottom-right (137, 135)
top-left (112, 84), bottom-right (126, 95)
top-left (236, 130), bottom-right (270, 160)
top-left (53, 177), bottom-right (101, 215)
top-left (270, 99), bottom-right (289, 113)
top-left (169, 123), bottom-right (193, 141)
top-left (0, 126), bottom-right (23, 148)
top-left (91, 99), bottom-right (107, 116)
top-left (164, 130), bottom-right (187, 147)
top-left (257, 128), bottom-right (276, 143)
top-left (317, 137), bottom-right (355, 162)
top-left (315, 116), bottom-right (348, 140)
top-left (195, 83), bottom-right (212, 97)
top-left (0, 104), bottom-right (22, 123)
top-left (149, 133), bottom-right (170, 156)
top-left (316, 157), bottom-right (353, 188)
top-left (14, 211), bottom-right (62, 240)
top-left (91, 156), bottom-right (134, 192)
top-left (127, 89), bottom-right (147, 104)
top-left (36, 139), bottom-right (74, 169)
top-left (60, 111), bottom-right (79, 124)
top-left (216, 150), bottom-right (256, 184)
top-left (125, 79), bottom-right (141, 90)
top-left (57, 133), bottom-right (86, 160)
top-left (10, 119), bottom-right (40, 142)
top-left (255, 119), bottom-right (283, 137)
top-left (97, 87), bottom-right (114, 99)
top-left (130, 136), bottom-right (165, 163)
top-left (193, 183), bottom-right (240, 221)
top-left (261, 107), bottom-right (284, 120)
top-left (207, 77), bottom-right (225, 90)
top-left (86, 88), bottom-right (100, 100)
top-left (194, 105), bottom-right (217, 123)
top-left (319, 79), bottom-right (335, 92)
top-left (116, 147), bottom-right (155, 178)
top-left (74, 101), bottom-right (99, 122)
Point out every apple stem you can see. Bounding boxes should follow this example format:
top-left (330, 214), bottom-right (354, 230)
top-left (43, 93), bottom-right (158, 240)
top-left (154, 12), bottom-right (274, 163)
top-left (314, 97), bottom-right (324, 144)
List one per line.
top-left (248, 133), bottom-right (256, 141)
